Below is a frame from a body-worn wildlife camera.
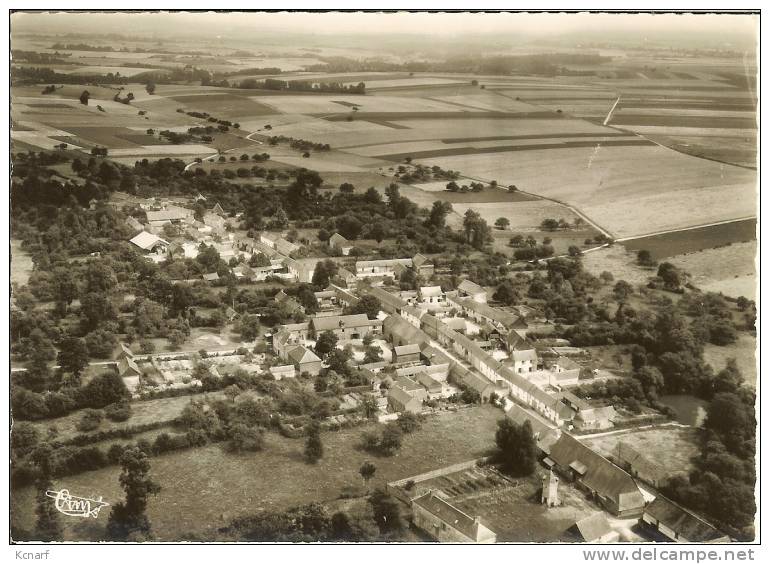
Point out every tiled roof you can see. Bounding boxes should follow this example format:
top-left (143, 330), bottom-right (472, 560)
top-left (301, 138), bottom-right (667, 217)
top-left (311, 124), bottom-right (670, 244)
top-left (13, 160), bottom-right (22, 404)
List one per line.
top-left (644, 496), bottom-right (728, 542)
top-left (575, 512), bottom-right (613, 542)
top-left (129, 231), bottom-right (168, 251)
top-left (311, 314), bottom-right (380, 332)
top-left (548, 434), bottom-right (645, 512)
top-left (412, 492), bottom-right (493, 542)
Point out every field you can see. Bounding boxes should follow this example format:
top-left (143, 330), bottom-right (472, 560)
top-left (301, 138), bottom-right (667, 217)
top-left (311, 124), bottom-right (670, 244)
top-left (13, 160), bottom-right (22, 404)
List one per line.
top-left (580, 426), bottom-right (701, 483)
top-left (667, 240), bottom-right (757, 299)
top-left (27, 394), bottom-right (217, 442)
top-left (168, 93), bottom-right (277, 118)
top-left (10, 240), bottom-right (33, 286)
top-left (703, 334), bottom-right (757, 388)
top-left (11, 406), bottom-right (504, 541)
top-left (416, 145), bottom-right (756, 239)
top-left (621, 219), bottom-right (757, 261)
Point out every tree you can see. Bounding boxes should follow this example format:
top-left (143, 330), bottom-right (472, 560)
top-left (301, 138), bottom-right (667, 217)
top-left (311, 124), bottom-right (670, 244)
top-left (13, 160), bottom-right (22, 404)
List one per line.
top-left (145, 81), bottom-right (156, 95)
top-left (612, 280), bottom-right (634, 304)
top-left (359, 461), bottom-right (376, 487)
top-left (79, 90), bottom-right (90, 105)
top-left (568, 245), bottom-right (583, 257)
top-left (494, 217), bottom-right (510, 230)
top-left (304, 421), bottom-right (323, 464)
top-left (369, 489), bottom-right (405, 536)
top-left (106, 447), bottom-right (161, 541)
top-left (637, 249), bottom-right (657, 267)
top-left (463, 209), bottom-right (492, 250)
top-left (493, 280), bottom-right (520, 306)
top-left (226, 423), bottom-right (264, 453)
top-left (80, 371), bottom-right (130, 408)
top-left (31, 443), bottom-right (62, 541)
top-left (311, 259), bottom-right (338, 288)
top-left (57, 336), bottom-right (89, 377)
top-left (425, 200), bottom-right (453, 229)
top-left (314, 331), bottom-right (338, 358)
top-left (348, 294), bottom-right (381, 320)
top-left (494, 419), bottom-right (537, 477)
top-left (379, 423), bottom-right (403, 455)
top-left (599, 271), bottom-right (614, 285)
top-left (658, 262), bottom-right (683, 290)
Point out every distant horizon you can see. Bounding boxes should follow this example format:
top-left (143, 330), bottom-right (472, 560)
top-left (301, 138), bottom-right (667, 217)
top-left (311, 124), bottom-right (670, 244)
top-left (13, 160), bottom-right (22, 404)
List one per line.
top-left (11, 11), bottom-right (759, 51)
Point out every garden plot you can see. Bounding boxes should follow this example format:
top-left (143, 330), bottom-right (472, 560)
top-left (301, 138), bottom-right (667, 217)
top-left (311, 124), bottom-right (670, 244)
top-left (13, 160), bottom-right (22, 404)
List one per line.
top-left (418, 144), bottom-right (757, 239)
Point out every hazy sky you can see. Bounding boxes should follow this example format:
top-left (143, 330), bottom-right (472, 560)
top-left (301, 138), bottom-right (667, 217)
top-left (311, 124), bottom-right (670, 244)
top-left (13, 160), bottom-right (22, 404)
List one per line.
top-left (12, 11), bottom-right (758, 47)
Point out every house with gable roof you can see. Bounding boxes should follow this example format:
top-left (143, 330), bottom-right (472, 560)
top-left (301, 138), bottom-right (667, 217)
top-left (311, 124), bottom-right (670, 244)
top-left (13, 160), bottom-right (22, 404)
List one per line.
top-left (411, 491), bottom-right (496, 543)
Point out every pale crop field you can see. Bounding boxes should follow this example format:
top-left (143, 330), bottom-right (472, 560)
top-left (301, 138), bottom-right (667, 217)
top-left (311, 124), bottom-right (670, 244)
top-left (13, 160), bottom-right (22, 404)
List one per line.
top-left (350, 77), bottom-right (468, 89)
top-left (253, 94), bottom-right (467, 115)
top-left (108, 144), bottom-right (215, 156)
top-left (449, 200), bottom-right (583, 231)
top-left (431, 93), bottom-right (544, 112)
top-left (418, 144), bottom-right (757, 238)
top-left (61, 65), bottom-right (158, 77)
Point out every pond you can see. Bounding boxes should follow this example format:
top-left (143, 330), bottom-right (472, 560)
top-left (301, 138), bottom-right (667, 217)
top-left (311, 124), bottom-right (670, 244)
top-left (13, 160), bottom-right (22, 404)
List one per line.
top-left (659, 394), bottom-right (709, 427)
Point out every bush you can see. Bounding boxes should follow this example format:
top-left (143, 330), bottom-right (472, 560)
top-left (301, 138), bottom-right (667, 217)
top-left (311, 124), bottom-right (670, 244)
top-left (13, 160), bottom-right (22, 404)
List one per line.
top-left (76, 409), bottom-right (104, 432)
top-left (104, 400), bottom-right (132, 422)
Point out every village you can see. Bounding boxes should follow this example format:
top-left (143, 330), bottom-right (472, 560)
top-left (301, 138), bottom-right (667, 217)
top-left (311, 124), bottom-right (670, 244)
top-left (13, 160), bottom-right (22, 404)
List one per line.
top-left (108, 193), bottom-right (732, 544)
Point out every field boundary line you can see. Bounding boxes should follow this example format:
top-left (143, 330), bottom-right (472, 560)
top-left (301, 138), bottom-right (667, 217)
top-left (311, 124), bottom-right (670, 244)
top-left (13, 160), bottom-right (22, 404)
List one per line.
top-left (615, 216), bottom-right (757, 243)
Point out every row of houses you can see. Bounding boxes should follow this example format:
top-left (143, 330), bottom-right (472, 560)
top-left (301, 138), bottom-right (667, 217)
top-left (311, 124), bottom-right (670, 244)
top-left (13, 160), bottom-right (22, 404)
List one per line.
top-left (355, 253), bottom-right (434, 279)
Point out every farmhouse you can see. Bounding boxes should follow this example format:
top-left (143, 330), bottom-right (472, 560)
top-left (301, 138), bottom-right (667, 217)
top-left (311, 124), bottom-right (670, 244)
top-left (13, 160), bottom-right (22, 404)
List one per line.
top-left (545, 434), bottom-right (645, 517)
top-left (457, 279), bottom-right (487, 303)
top-left (269, 365), bottom-right (296, 380)
top-left (355, 258), bottom-right (414, 278)
top-left (613, 442), bottom-right (670, 488)
top-left (549, 356), bottom-right (581, 387)
top-left (393, 343), bottom-right (421, 364)
top-left (411, 491), bottom-right (496, 543)
top-left (285, 257), bottom-right (318, 283)
top-left (286, 345), bottom-right (323, 376)
top-left (362, 285), bottom-right (408, 314)
top-left (310, 314), bottom-right (382, 340)
top-left (419, 285), bottom-right (445, 305)
top-left (145, 206), bottom-right (191, 227)
top-left (329, 232), bottom-right (354, 255)
top-left (640, 496), bottom-right (729, 543)
top-left (573, 405), bottom-right (616, 431)
top-left (447, 295), bottom-right (527, 333)
top-left (117, 355), bottom-right (142, 379)
top-left (505, 403), bottom-right (559, 442)
top-left (129, 231), bottom-right (169, 256)
top-left (275, 290), bottom-right (304, 315)
top-left (452, 365), bottom-right (501, 402)
top-left (412, 253), bottom-right (435, 277)
top-left (572, 513), bottom-right (618, 543)
top-left (510, 349), bottom-right (538, 374)
top-left (388, 385), bottom-right (423, 414)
